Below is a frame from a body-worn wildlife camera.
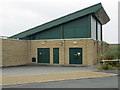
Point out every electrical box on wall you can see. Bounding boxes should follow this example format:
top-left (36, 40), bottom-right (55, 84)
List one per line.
top-left (32, 57), bottom-right (36, 62)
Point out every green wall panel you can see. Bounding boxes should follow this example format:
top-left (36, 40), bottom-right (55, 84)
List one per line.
top-left (63, 20), bottom-right (76, 38)
top-left (75, 16), bottom-right (89, 38)
top-left (36, 26), bottom-right (61, 39)
top-left (63, 15), bottom-right (91, 39)
top-left (26, 15), bottom-right (91, 40)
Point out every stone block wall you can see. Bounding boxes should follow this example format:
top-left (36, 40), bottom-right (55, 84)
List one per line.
top-left (2, 39), bottom-right (30, 67)
top-left (1, 38), bottom-right (107, 67)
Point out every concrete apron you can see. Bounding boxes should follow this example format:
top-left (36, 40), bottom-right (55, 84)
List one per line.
top-left (1, 71), bottom-right (117, 85)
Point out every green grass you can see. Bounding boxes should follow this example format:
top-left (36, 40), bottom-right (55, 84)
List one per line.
top-left (97, 45), bottom-right (120, 70)
top-left (99, 45), bottom-right (120, 60)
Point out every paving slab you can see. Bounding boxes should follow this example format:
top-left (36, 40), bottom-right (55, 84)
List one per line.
top-left (1, 71), bottom-right (117, 85)
top-left (2, 76), bottom-right (118, 88)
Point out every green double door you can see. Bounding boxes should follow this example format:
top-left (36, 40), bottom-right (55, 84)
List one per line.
top-left (69, 48), bottom-right (82, 64)
top-left (38, 48), bottom-right (50, 63)
top-left (53, 48), bottom-right (59, 64)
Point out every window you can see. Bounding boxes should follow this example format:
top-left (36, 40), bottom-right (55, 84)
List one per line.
top-left (97, 22), bottom-right (102, 41)
top-left (91, 16), bottom-right (97, 40)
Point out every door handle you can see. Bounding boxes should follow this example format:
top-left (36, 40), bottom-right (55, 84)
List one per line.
top-left (75, 54), bottom-right (77, 56)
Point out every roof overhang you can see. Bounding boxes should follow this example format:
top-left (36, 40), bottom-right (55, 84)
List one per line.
top-left (94, 7), bottom-right (110, 25)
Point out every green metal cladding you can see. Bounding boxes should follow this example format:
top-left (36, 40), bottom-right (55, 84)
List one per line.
top-left (63, 15), bottom-right (91, 39)
top-left (26, 15), bottom-right (91, 40)
top-left (10, 3), bottom-right (110, 40)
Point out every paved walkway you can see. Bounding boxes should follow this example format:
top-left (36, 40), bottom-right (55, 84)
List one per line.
top-left (1, 71), bottom-right (117, 85)
top-left (3, 76), bottom-right (118, 88)
top-left (0, 66), bottom-right (118, 85)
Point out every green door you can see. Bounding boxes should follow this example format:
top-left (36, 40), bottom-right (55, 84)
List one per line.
top-left (53, 48), bottom-right (59, 64)
top-left (38, 48), bottom-right (50, 63)
top-left (69, 48), bottom-right (82, 64)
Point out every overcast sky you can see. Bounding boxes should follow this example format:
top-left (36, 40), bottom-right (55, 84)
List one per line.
top-left (0, 0), bottom-right (119, 44)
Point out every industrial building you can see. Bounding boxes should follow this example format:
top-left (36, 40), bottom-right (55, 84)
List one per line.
top-left (0, 3), bottom-right (110, 67)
